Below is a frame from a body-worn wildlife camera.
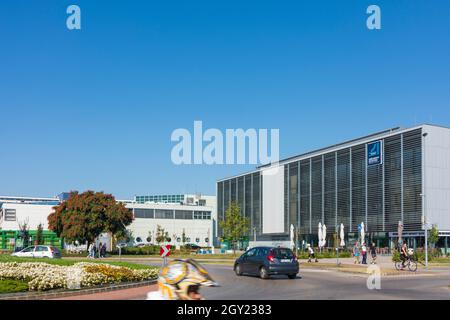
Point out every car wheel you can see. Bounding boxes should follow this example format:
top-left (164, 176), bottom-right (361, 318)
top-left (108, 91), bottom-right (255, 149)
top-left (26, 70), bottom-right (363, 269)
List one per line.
top-left (259, 266), bottom-right (269, 279)
top-left (288, 274), bottom-right (297, 279)
top-left (235, 264), bottom-right (242, 276)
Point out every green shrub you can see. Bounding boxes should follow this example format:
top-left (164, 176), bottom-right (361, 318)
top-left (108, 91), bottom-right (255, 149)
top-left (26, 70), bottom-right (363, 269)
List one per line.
top-left (113, 245), bottom-right (161, 255)
top-left (392, 248), bottom-right (442, 263)
top-left (0, 279), bottom-right (29, 293)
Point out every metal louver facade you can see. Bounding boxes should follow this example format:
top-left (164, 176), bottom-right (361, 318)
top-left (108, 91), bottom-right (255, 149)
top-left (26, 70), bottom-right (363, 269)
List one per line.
top-left (217, 126), bottom-right (426, 241)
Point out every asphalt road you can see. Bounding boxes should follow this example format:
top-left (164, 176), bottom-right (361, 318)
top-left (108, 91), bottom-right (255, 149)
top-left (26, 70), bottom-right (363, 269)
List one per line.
top-left (139, 262), bottom-right (450, 300)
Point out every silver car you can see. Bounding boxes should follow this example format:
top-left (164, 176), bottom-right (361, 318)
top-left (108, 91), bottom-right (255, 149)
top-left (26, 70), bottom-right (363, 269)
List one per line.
top-left (11, 245), bottom-right (62, 259)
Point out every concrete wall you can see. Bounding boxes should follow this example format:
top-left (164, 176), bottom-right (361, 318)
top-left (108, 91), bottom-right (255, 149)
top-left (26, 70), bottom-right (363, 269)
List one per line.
top-left (423, 125), bottom-right (450, 231)
top-left (125, 202), bottom-right (216, 247)
top-left (0, 203), bottom-right (53, 230)
top-left (128, 218), bottom-right (213, 247)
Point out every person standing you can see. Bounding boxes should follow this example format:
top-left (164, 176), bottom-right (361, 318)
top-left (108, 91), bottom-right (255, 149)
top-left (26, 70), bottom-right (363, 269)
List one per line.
top-left (361, 243), bottom-right (368, 265)
top-left (87, 243), bottom-right (94, 259)
top-left (98, 242), bottom-right (102, 259)
top-left (370, 242), bottom-right (377, 264)
top-left (353, 242), bottom-right (360, 264)
top-left (101, 243), bottom-right (107, 258)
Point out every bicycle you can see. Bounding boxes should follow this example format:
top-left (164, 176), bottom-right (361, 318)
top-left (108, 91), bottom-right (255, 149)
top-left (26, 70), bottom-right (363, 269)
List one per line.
top-left (394, 255), bottom-right (417, 272)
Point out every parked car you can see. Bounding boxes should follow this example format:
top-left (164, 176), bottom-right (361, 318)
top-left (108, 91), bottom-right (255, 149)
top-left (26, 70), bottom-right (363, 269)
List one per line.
top-left (133, 237), bottom-right (151, 247)
top-left (234, 247), bottom-right (299, 279)
top-left (183, 244), bottom-right (202, 251)
top-left (11, 245), bottom-right (62, 259)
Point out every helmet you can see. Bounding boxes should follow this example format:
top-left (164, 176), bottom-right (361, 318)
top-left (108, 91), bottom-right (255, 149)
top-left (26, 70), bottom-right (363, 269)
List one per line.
top-left (157, 259), bottom-right (218, 300)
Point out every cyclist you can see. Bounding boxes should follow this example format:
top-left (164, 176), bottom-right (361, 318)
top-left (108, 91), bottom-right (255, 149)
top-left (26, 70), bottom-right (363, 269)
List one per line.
top-left (147, 259), bottom-right (219, 300)
top-left (400, 242), bottom-right (409, 269)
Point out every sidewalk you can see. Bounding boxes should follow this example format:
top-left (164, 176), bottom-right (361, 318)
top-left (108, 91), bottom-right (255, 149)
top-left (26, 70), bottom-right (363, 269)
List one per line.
top-left (50, 284), bottom-right (156, 300)
top-left (299, 255), bottom-right (450, 276)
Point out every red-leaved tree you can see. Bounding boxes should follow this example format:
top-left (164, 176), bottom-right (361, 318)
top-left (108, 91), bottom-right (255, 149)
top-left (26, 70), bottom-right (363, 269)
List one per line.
top-left (48, 191), bottom-right (133, 246)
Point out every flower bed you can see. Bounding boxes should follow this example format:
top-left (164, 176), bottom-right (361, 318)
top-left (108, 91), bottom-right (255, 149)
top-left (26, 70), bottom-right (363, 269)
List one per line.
top-left (0, 262), bottom-right (158, 292)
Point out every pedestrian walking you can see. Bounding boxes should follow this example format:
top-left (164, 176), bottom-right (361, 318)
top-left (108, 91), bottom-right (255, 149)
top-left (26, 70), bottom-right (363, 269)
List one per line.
top-left (353, 242), bottom-right (360, 264)
top-left (370, 242), bottom-right (377, 264)
top-left (361, 242), bottom-right (368, 265)
top-left (307, 244), bottom-right (318, 263)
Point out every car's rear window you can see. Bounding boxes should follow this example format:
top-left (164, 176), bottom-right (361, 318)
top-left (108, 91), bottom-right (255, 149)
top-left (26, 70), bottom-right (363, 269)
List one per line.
top-left (271, 248), bottom-right (294, 259)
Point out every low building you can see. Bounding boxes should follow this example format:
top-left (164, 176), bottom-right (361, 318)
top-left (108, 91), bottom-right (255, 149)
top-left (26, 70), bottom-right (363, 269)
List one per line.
top-left (0, 202), bottom-right (62, 250)
top-left (125, 195), bottom-right (217, 248)
top-left (0, 193), bottom-right (218, 250)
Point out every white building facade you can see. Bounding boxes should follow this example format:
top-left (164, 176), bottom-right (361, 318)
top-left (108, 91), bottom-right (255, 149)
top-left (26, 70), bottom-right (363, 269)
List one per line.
top-left (125, 196), bottom-right (217, 248)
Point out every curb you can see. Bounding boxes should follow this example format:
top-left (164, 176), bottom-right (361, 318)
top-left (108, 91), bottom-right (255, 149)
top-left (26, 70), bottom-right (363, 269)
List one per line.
top-left (299, 263), bottom-right (442, 276)
top-left (0, 280), bottom-right (157, 300)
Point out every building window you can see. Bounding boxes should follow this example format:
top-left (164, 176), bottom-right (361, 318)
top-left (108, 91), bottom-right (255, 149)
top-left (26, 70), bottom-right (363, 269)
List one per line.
top-left (195, 238), bottom-right (200, 243)
top-left (193, 211), bottom-right (211, 220)
top-left (177, 238), bottom-right (181, 243)
top-left (175, 210), bottom-right (193, 219)
top-left (203, 212), bottom-right (211, 220)
top-left (193, 211), bottom-right (202, 219)
top-left (4, 209), bottom-right (16, 221)
top-left (205, 238), bottom-right (209, 243)
top-left (155, 209), bottom-right (174, 219)
top-left (134, 209), bottom-right (154, 219)
top-left (186, 238), bottom-right (191, 243)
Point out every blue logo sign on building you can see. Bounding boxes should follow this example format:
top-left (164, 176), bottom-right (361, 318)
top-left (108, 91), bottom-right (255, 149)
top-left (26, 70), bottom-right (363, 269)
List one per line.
top-left (367, 141), bottom-right (382, 166)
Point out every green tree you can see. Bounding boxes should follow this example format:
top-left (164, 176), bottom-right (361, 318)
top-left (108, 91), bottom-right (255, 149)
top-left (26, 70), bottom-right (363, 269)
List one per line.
top-left (18, 220), bottom-right (30, 249)
top-left (182, 229), bottom-right (186, 245)
top-left (35, 223), bottom-right (44, 245)
top-left (219, 201), bottom-right (249, 254)
top-left (48, 191), bottom-right (133, 247)
top-left (429, 225), bottom-right (439, 248)
top-left (116, 229), bottom-right (133, 245)
top-left (155, 225), bottom-right (170, 245)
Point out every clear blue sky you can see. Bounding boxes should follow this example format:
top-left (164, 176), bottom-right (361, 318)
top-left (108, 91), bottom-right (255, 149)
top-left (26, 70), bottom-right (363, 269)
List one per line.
top-left (1, 0), bottom-right (449, 199)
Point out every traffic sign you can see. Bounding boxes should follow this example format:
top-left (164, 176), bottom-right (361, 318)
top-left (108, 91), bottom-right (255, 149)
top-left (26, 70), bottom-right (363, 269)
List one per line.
top-left (160, 245), bottom-right (171, 258)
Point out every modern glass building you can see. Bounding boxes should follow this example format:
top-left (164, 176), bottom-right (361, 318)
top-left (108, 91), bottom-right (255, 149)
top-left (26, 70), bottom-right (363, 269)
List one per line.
top-left (217, 125), bottom-right (450, 250)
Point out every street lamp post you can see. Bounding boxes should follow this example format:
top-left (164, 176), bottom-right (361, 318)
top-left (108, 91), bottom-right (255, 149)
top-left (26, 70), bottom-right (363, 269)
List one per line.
top-left (336, 226), bottom-right (340, 266)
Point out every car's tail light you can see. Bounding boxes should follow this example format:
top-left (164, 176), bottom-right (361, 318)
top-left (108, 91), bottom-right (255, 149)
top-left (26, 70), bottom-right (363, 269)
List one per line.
top-left (267, 254), bottom-right (275, 262)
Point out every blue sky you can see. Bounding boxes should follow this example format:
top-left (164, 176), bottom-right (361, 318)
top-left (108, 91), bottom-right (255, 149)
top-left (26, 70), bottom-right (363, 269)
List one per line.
top-left (1, 0), bottom-right (449, 199)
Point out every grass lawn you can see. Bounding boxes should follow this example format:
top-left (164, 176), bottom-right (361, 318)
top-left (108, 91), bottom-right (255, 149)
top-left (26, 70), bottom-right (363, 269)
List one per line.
top-left (0, 255), bottom-right (156, 270)
top-left (0, 279), bottom-right (29, 294)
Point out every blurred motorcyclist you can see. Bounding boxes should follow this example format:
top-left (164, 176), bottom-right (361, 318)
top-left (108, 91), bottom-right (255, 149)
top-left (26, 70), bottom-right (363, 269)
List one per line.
top-left (147, 259), bottom-right (218, 300)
